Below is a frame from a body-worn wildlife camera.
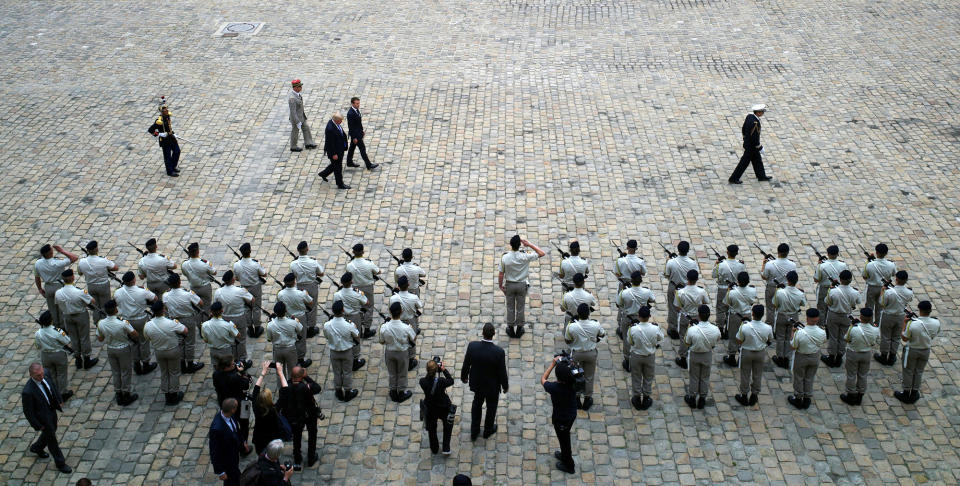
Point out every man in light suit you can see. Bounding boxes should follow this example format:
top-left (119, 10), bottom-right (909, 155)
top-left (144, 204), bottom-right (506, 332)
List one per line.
top-left (318, 113), bottom-right (350, 189)
top-left (22, 363), bottom-right (72, 473)
top-left (288, 79), bottom-right (317, 152)
top-left (346, 97), bottom-right (378, 170)
top-left (209, 398), bottom-right (248, 486)
top-left (461, 323), bottom-right (509, 442)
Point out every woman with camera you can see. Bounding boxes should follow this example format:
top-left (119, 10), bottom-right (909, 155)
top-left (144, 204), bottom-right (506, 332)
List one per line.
top-left (252, 361), bottom-right (291, 455)
top-left (419, 358), bottom-right (455, 455)
top-left (541, 355), bottom-right (579, 474)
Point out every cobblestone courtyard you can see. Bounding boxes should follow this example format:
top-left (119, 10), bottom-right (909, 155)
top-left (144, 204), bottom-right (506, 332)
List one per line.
top-left (1, 0), bottom-right (958, 484)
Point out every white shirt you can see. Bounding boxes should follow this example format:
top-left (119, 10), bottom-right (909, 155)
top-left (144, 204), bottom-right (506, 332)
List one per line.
top-left (674, 285), bottom-right (709, 317)
top-left (903, 317), bottom-right (940, 350)
top-left (863, 258), bottom-right (896, 287)
top-left (334, 287), bottom-right (368, 315)
top-left (55, 283), bottom-right (93, 314)
top-left (214, 285), bottom-right (254, 317)
top-left (737, 320), bottom-right (773, 351)
top-left (389, 291), bottom-right (423, 321)
top-left (35, 326), bottom-right (71, 353)
top-left (615, 254), bottom-right (647, 280)
top-left (792, 325), bottom-right (827, 354)
top-left (627, 322), bottom-right (664, 356)
top-left (395, 262), bottom-right (426, 291)
top-left (880, 286), bottom-right (913, 315)
top-left (96, 316), bottom-right (135, 350)
top-left (346, 258), bottom-right (380, 287)
top-left (712, 259), bottom-right (746, 287)
top-left (772, 286), bottom-right (805, 315)
top-left (561, 288), bottom-right (597, 314)
top-left (761, 258), bottom-right (797, 289)
top-left (565, 319), bottom-right (605, 352)
top-left (814, 259), bottom-right (847, 287)
top-left (233, 258), bottom-right (265, 287)
top-left (684, 321), bottom-right (721, 352)
top-left (33, 378), bottom-right (53, 404)
top-left (144, 316), bottom-right (186, 351)
top-left (723, 285), bottom-right (757, 316)
top-left (163, 287), bottom-right (202, 318)
top-left (663, 255), bottom-right (698, 286)
top-left (498, 250), bottom-right (538, 284)
top-left (845, 323), bottom-right (880, 352)
top-left (77, 255), bottom-right (116, 286)
top-left (323, 316), bottom-right (359, 352)
top-left (113, 284), bottom-right (156, 320)
top-left (290, 256), bottom-right (323, 285)
top-left (34, 256), bottom-right (71, 284)
top-left (182, 258), bottom-right (217, 289)
top-left (138, 253), bottom-right (174, 284)
top-left (266, 316), bottom-right (302, 347)
top-left (558, 256), bottom-right (589, 286)
top-left (278, 287), bottom-right (313, 317)
top-left (617, 286), bottom-right (655, 317)
top-left (378, 319), bottom-right (415, 352)
top-left (201, 317), bottom-right (239, 349)
top-left (826, 285), bottom-right (860, 314)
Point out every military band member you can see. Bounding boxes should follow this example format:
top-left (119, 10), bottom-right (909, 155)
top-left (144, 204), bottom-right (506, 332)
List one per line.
top-left (34, 311), bottom-right (74, 402)
top-left (278, 273), bottom-right (314, 367)
top-left (323, 300), bottom-right (361, 402)
top-left (771, 271), bottom-right (805, 368)
top-left (215, 271), bottom-right (255, 364)
top-left (113, 271), bottom-right (158, 375)
top-left (673, 270), bottom-right (709, 369)
top-left (895, 301), bottom-right (940, 404)
top-left (662, 241), bottom-right (698, 339)
top-left (711, 245), bottom-right (745, 339)
top-left (560, 273), bottom-right (597, 325)
top-left (200, 302), bottom-right (242, 368)
top-left (564, 304), bottom-right (605, 411)
top-left (181, 242), bottom-right (217, 314)
top-left (143, 301), bottom-right (188, 405)
top-left (728, 104), bottom-right (771, 183)
top-left (147, 104), bottom-right (181, 176)
top-left (137, 238), bottom-right (177, 296)
top-left (788, 308), bottom-right (827, 409)
top-left (55, 269), bottom-right (98, 370)
top-left (498, 235), bottom-right (545, 338)
top-left (627, 306), bottom-right (663, 410)
top-left (96, 300), bottom-right (139, 406)
top-left (234, 243), bottom-right (267, 338)
top-left (840, 308), bottom-right (879, 406)
top-left (722, 272), bottom-right (756, 366)
top-left (379, 302), bottom-right (417, 402)
top-left (862, 243), bottom-right (896, 325)
top-left (77, 240), bottom-right (119, 323)
top-left (290, 241), bottom-right (324, 337)
top-left (346, 244), bottom-right (380, 338)
top-left (684, 305), bottom-right (721, 409)
top-left (760, 243), bottom-right (796, 328)
top-left (34, 244), bottom-right (79, 328)
top-left (162, 273), bottom-right (205, 374)
top-left (614, 239), bottom-right (647, 293)
top-left (821, 270), bottom-right (860, 367)
top-left (266, 302), bottom-right (303, 380)
top-left (876, 270), bottom-right (913, 366)
top-left (616, 271), bottom-right (655, 368)
top-left (734, 305), bottom-right (773, 406)
top-left (813, 245), bottom-right (847, 317)
top-left (557, 241), bottom-right (589, 292)
top-left (389, 276), bottom-right (424, 363)
top-left (395, 248), bottom-right (426, 297)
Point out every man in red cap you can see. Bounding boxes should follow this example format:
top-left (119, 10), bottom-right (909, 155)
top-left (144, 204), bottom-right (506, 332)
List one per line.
top-left (288, 79), bottom-right (317, 152)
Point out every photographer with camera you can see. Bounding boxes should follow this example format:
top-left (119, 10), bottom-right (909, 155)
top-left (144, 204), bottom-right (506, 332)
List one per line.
top-left (563, 303), bottom-right (605, 410)
top-left (541, 353), bottom-right (579, 474)
top-left (213, 356), bottom-right (253, 448)
top-left (419, 357), bottom-right (455, 455)
top-left (256, 439), bottom-right (294, 485)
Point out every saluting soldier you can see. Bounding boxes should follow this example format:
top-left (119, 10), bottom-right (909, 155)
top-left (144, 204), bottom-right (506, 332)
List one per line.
top-left (683, 305), bottom-right (721, 410)
top-left (34, 311), bottom-right (74, 402)
top-left (614, 239), bottom-right (647, 293)
top-left (55, 269), bottom-right (98, 370)
top-left (323, 300), bottom-right (362, 402)
top-left (113, 271), bottom-right (158, 375)
top-left (560, 273), bottom-right (597, 325)
top-left (895, 300), bottom-right (940, 404)
top-left (96, 300), bottom-right (139, 406)
top-left (616, 271), bottom-right (655, 369)
top-left (215, 271), bottom-right (255, 366)
top-left (143, 301), bottom-right (188, 405)
top-left (162, 273), bottom-right (205, 374)
top-left (334, 272), bottom-right (370, 368)
top-left (498, 235), bottom-right (546, 338)
top-left (771, 271), bottom-right (805, 368)
top-left (558, 241), bottom-right (589, 292)
top-left (711, 245), bottom-right (745, 339)
top-left (234, 243), bottom-right (267, 338)
top-left (734, 305), bottom-right (773, 407)
top-left (862, 243), bottom-right (897, 324)
top-left (379, 302), bottom-right (417, 402)
top-left (662, 241), bottom-right (698, 339)
top-left (200, 302), bottom-right (242, 368)
top-left (138, 238), bottom-right (177, 296)
top-left (673, 270), bottom-right (709, 369)
top-left (840, 308), bottom-right (879, 406)
top-left (266, 302), bottom-right (304, 380)
top-left (180, 242), bottom-right (217, 314)
top-left (564, 303), bottom-right (605, 411)
top-left (821, 269), bottom-right (861, 367)
top-left (626, 306), bottom-right (663, 410)
top-left (77, 240), bottom-right (119, 323)
top-left (290, 241), bottom-right (324, 338)
top-left (278, 273), bottom-right (314, 367)
top-left (395, 248), bottom-right (426, 296)
top-left (34, 244), bottom-right (79, 328)
top-left (722, 272), bottom-right (756, 366)
top-left (788, 308), bottom-right (826, 409)
top-left (876, 270), bottom-right (913, 366)
top-left (813, 245), bottom-right (847, 317)
top-left (346, 244), bottom-right (380, 338)
top-left (760, 243), bottom-right (796, 328)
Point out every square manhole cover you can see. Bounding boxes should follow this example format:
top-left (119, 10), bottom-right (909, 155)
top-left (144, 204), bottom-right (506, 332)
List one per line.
top-left (215, 22), bottom-right (264, 37)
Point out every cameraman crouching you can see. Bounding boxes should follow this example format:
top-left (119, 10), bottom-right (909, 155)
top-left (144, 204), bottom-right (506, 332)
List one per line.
top-left (420, 357), bottom-right (455, 454)
top-left (541, 354), bottom-right (579, 474)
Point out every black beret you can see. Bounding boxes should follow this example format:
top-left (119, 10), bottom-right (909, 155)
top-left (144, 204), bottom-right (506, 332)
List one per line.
top-left (573, 273), bottom-right (585, 283)
top-left (284, 272), bottom-right (296, 282)
top-left (637, 306), bottom-right (651, 318)
top-left (806, 308), bottom-right (820, 318)
top-left (352, 243), bottom-right (364, 253)
top-left (61, 269), bottom-right (74, 278)
top-left (626, 239), bottom-right (637, 249)
top-left (332, 300), bottom-right (344, 313)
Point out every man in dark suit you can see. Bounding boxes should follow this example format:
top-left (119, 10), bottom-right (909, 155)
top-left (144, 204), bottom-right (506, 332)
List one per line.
top-left (346, 97), bottom-right (378, 170)
top-left (461, 322), bottom-right (508, 441)
top-left (22, 363), bottom-right (72, 473)
top-left (209, 398), bottom-right (249, 486)
top-left (729, 104), bottom-right (772, 184)
top-left (212, 357), bottom-right (253, 446)
top-left (318, 113), bottom-right (351, 190)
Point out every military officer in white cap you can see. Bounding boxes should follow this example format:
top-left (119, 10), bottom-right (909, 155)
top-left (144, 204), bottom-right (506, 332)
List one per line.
top-left (729, 104), bottom-right (771, 184)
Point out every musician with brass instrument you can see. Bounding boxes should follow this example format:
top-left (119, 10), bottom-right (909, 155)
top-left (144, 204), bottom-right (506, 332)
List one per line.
top-left (147, 97), bottom-right (181, 177)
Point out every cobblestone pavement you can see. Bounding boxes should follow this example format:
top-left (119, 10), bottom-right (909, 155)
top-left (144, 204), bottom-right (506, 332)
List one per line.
top-left (0, 0), bottom-right (958, 484)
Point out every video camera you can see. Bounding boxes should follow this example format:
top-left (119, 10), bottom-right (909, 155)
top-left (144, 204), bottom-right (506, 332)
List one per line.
top-left (432, 355), bottom-right (443, 368)
top-left (554, 350), bottom-right (586, 394)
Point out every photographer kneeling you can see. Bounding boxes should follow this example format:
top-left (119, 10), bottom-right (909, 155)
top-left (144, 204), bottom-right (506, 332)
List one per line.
top-left (420, 357), bottom-right (456, 455)
top-left (541, 354), bottom-right (580, 474)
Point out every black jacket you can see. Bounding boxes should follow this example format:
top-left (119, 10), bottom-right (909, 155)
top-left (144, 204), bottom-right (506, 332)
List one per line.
top-left (257, 455), bottom-right (291, 486)
top-left (213, 368), bottom-right (251, 406)
top-left (251, 385), bottom-right (286, 454)
top-left (146, 115), bottom-right (177, 146)
top-left (209, 412), bottom-right (243, 475)
top-left (419, 369), bottom-right (454, 414)
top-left (742, 113), bottom-right (761, 150)
top-left (346, 107), bottom-right (364, 138)
top-left (22, 371), bottom-right (62, 431)
top-left (280, 378), bottom-right (320, 422)
top-left (324, 119), bottom-right (348, 158)
top-left (461, 340), bottom-right (508, 396)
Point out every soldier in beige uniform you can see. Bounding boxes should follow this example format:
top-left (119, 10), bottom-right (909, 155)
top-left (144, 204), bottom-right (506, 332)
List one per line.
top-left (560, 273), bottom-right (597, 325)
top-left (77, 240), bottom-right (119, 323)
top-left (379, 302), bottom-right (417, 402)
top-left (214, 271), bottom-right (255, 364)
top-left (324, 300), bottom-right (361, 402)
top-left (876, 270), bottom-right (913, 366)
top-left (564, 304), bottom-right (605, 411)
top-left (55, 269), bottom-right (98, 370)
top-left (266, 302), bottom-right (303, 380)
top-left (334, 272), bottom-right (370, 366)
top-left (96, 300), bottom-right (139, 406)
top-left (498, 235), bottom-right (545, 338)
top-left (734, 305), bottom-right (773, 407)
top-left (234, 243), bottom-right (267, 338)
top-left (201, 302), bottom-right (242, 368)
top-left (788, 308), bottom-right (827, 409)
top-left (34, 244), bottom-right (78, 328)
top-left (291, 241), bottom-right (324, 337)
top-left (614, 239), bottom-right (647, 293)
top-left (722, 272), bottom-right (756, 366)
top-left (861, 243), bottom-right (896, 320)
top-left (821, 270), bottom-right (861, 367)
top-left (662, 241), bottom-right (698, 339)
top-left (895, 300), bottom-right (940, 404)
top-left (346, 244), bottom-right (381, 338)
top-left (840, 308), bottom-right (879, 406)
top-left (557, 241), bottom-right (589, 292)
top-left (143, 301), bottom-right (188, 405)
top-left (113, 271), bottom-right (158, 374)
top-left (712, 245), bottom-right (745, 340)
top-left (683, 305), bottom-right (721, 409)
top-left (813, 245), bottom-right (847, 317)
top-left (389, 276), bottom-right (424, 362)
top-left (673, 270), bottom-right (709, 369)
top-left (278, 273), bottom-right (314, 367)
top-left (181, 242), bottom-right (217, 314)
top-left (616, 271), bottom-right (655, 369)
top-left (395, 248), bottom-right (426, 297)
top-left (771, 271), bottom-right (805, 368)
top-left (760, 244), bottom-right (797, 328)
top-left (34, 311), bottom-right (74, 402)
top-left (162, 273), bottom-right (205, 374)
top-left (626, 306), bottom-right (663, 410)
top-left (137, 238), bottom-right (177, 296)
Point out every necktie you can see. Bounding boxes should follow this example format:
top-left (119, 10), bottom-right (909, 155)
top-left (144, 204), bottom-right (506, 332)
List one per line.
top-left (39, 380), bottom-right (53, 407)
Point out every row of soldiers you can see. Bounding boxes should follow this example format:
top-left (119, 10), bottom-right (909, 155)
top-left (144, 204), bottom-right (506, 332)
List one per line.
top-left (32, 239), bottom-right (427, 407)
